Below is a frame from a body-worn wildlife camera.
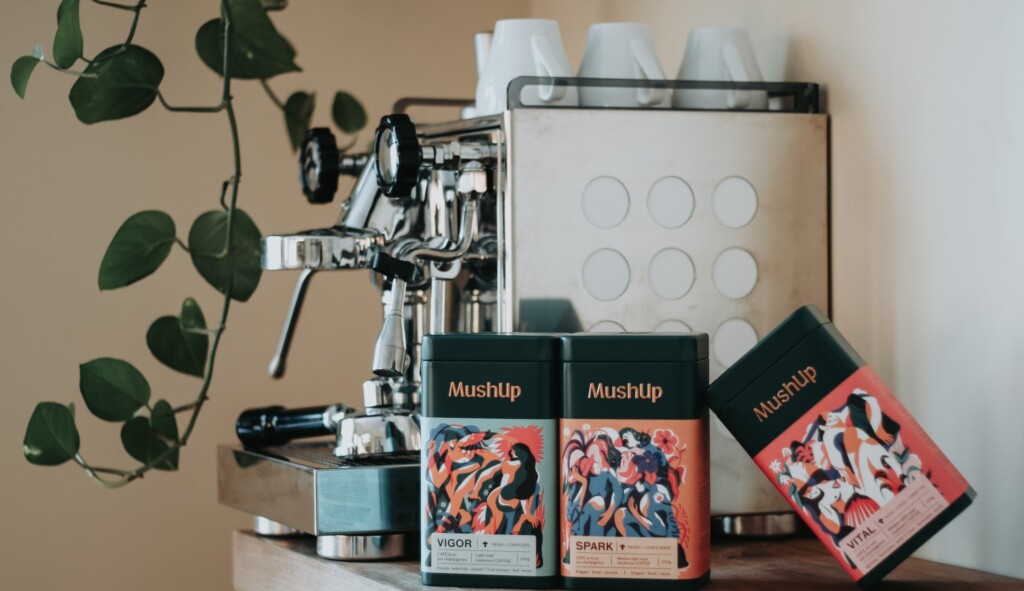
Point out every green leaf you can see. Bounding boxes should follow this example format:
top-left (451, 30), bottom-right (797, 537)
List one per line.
top-left (98, 210), bottom-right (176, 290)
top-left (121, 417), bottom-right (178, 470)
top-left (79, 358), bottom-right (151, 422)
top-left (53, 0), bottom-right (83, 69)
top-left (24, 402), bottom-right (80, 466)
top-left (11, 56), bottom-right (40, 99)
top-left (146, 298), bottom-right (209, 377)
top-left (69, 45), bottom-right (164, 124)
top-left (150, 399), bottom-right (179, 443)
top-left (284, 91), bottom-right (314, 152)
top-left (331, 91), bottom-right (366, 134)
top-left (188, 209), bottom-right (262, 302)
top-left (194, 0), bottom-right (300, 80)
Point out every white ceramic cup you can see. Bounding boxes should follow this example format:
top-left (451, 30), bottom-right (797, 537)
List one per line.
top-left (673, 27), bottom-right (768, 110)
top-left (577, 23), bottom-right (667, 108)
top-left (475, 19), bottom-right (577, 115)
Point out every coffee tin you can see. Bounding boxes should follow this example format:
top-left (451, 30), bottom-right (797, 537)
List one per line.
top-left (560, 333), bottom-right (710, 591)
top-left (707, 306), bottom-right (975, 588)
top-left (420, 334), bottom-right (559, 589)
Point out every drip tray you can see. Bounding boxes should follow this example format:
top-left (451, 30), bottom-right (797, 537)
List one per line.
top-left (217, 443), bottom-right (419, 537)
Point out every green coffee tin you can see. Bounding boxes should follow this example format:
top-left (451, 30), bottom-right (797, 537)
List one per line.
top-left (560, 334), bottom-right (710, 591)
top-left (707, 306), bottom-right (975, 589)
top-left (421, 334), bottom-right (559, 589)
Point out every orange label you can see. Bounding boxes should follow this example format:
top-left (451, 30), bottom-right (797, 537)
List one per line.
top-left (752, 366), bottom-right (971, 580)
top-left (559, 418), bottom-right (709, 579)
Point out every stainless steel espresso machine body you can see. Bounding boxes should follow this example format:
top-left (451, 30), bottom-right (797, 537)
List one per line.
top-left (217, 77), bottom-right (829, 558)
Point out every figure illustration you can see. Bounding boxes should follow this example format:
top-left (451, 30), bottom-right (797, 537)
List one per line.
top-left (425, 423), bottom-right (546, 567)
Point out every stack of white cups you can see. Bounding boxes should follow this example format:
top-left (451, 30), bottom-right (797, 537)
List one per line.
top-left (471, 20), bottom-right (768, 116)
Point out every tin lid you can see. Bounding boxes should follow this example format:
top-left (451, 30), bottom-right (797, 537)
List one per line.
top-left (560, 333), bottom-right (708, 362)
top-left (421, 333), bottom-right (559, 362)
top-left (707, 305), bottom-right (830, 413)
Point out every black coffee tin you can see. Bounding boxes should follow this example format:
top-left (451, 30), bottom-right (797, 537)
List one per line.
top-left (707, 306), bottom-right (975, 588)
top-left (420, 334), bottom-right (559, 589)
top-left (560, 334), bottom-right (710, 591)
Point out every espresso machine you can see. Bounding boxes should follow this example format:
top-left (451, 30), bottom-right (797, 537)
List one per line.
top-left (218, 74), bottom-right (829, 557)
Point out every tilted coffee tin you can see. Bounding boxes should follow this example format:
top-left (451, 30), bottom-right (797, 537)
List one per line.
top-left (560, 334), bottom-right (710, 591)
top-left (420, 334), bottom-right (559, 589)
top-left (707, 306), bottom-right (975, 589)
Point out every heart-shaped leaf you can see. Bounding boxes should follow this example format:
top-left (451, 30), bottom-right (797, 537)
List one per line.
top-left (332, 91), bottom-right (366, 134)
top-left (53, 0), bottom-right (83, 69)
top-left (80, 358), bottom-right (150, 422)
top-left (284, 91), bottom-right (314, 152)
top-left (121, 416), bottom-right (178, 470)
top-left (194, 0), bottom-right (300, 80)
top-left (150, 399), bottom-right (179, 443)
top-left (11, 56), bottom-right (41, 99)
top-left (24, 402), bottom-right (80, 466)
top-left (98, 210), bottom-right (176, 290)
top-left (69, 45), bottom-right (164, 124)
top-left (146, 298), bottom-right (209, 377)
top-left (189, 209), bottom-right (262, 302)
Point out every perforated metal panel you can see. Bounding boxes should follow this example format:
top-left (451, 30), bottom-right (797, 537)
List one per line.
top-left (500, 107), bottom-right (829, 515)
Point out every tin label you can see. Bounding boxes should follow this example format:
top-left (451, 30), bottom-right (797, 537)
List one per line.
top-left (430, 533), bottom-right (536, 576)
top-left (421, 417), bottom-right (557, 577)
top-left (567, 536), bottom-right (679, 579)
top-left (752, 366), bottom-right (971, 580)
top-left (559, 418), bottom-right (709, 580)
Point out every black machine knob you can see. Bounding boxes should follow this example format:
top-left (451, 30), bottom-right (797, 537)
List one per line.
top-left (374, 114), bottom-right (421, 198)
top-left (299, 127), bottom-right (340, 204)
top-left (370, 251), bottom-right (418, 283)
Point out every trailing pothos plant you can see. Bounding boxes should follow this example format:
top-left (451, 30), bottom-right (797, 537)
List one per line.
top-left (13, 0), bottom-right (366, 488)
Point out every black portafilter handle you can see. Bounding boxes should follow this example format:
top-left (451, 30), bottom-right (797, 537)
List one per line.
top-left (235, 404), bottom-right (341, 447)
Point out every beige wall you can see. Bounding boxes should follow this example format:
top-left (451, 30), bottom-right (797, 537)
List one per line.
top-left (2, 1), bottom-right (1021, 589)
top-left (596, 1), bottom-right (1024, 578)
top-left (0, 2), bottom-right (528, 589)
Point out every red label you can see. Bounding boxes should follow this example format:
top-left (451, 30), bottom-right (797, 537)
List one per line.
top-left (559, 418), bottom-right (709, 580)
top-left (752, 367), bottom-right (971, 580)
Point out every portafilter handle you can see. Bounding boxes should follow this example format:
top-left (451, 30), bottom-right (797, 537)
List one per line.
top-left (236, 403), bottom-right (353, 447)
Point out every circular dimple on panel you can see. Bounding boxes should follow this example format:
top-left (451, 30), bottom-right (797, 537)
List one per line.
top-left (582, 249), bottom-right (630, 301)
top-left (647, 176), bottom-right (694, 229)
top-left (589, 320), bottom-right (626, 333)
top-left (648, 248), bottom-right (695, 300)
top-left (713, 318), bottom-right (758, 367)
top-left (712, 176), bottom-right (758, 228)
top-left (582, 176), bottom-right (630, 229)
top-left (713, 248), bottom-right (758, 299)
top-left (654, 319), bottom-right (692, 333)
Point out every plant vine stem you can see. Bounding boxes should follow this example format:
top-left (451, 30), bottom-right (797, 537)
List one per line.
top-left (172, 401), bottom-right (199, 413)
top-left (260, 79), bottom-right (285, 110)
top-left (78, 0), bottom-right (242, 485)
top-left (42, 60), bottom-right (98, 78)
top-left (91, 0), bottom-right (138, 9)
top-left (123, 1), bottom-right (147, 46)
top-left (157, 91), bottom-right (226, 113)
top-left (74, 453), bottom-right (135, 488)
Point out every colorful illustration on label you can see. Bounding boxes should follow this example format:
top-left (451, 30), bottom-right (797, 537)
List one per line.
top-left (560, 419), bottom-right (708, 579)
top-left (754, 367), bottom-right (971, 578)
top-left (424, 423), bottom-right (547, 570)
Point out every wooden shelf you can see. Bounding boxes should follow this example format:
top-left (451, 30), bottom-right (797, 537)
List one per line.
top-left (232, 530), bottom-right (1021, 590)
